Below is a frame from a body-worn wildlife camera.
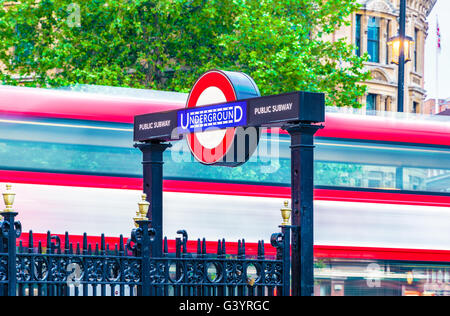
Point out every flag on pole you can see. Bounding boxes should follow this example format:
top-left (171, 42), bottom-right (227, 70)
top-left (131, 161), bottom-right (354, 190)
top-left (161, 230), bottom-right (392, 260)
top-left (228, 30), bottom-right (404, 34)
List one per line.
top-left (437, 17), bottom-right (441, 52)
top-left (435, 15), bottom-right (441, 114)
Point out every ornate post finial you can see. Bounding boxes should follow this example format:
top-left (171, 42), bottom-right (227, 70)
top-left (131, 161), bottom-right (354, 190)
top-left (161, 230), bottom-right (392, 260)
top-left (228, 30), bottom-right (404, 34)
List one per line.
top-left (280, 200), bottom-right (291, 226)
top-left (2, 184), bottom-right (16, 213)
top-left (134, 193), bottom-right (150, 227)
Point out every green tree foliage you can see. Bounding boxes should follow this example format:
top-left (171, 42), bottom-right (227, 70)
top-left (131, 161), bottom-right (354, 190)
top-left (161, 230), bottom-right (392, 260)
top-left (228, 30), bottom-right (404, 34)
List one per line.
top-left (0, 0), bottom-right (370, 107)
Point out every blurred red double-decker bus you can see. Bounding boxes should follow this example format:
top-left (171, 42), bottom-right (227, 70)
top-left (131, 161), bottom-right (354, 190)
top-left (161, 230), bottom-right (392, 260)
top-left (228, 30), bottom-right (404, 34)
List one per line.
top-left (0, 85), bottom-right (449, 296)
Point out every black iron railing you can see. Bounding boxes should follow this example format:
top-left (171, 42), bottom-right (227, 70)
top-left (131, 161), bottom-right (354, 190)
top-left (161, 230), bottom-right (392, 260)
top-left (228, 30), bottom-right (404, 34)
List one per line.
top-left (0, 186), bottom-right (291, 296)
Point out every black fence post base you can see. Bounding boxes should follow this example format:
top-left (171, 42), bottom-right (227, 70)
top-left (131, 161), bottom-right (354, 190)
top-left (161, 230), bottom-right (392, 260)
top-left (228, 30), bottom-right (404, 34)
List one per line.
top-left (138, 219), bottom-right (154, 296)
top-left (0, 211), bottom-right (21, 296)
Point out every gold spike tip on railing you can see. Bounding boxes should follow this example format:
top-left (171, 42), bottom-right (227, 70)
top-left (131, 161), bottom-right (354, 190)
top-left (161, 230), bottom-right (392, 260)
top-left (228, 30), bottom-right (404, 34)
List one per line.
top-left (2, 183), bottom-right (16, 213)
top-left (280, 200), bottom-right (291, 226)
top-left (134, 193), bottom-right (150, 227)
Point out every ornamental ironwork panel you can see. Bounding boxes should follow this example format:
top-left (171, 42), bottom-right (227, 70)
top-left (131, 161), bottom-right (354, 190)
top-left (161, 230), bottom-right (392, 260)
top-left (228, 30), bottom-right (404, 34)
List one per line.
top-left (0, 211), bottom-right (291, 296)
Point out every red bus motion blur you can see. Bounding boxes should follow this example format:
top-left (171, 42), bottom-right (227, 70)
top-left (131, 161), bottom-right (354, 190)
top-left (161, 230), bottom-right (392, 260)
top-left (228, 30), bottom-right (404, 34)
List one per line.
top-left (0, 85), bottom-right (449, 296)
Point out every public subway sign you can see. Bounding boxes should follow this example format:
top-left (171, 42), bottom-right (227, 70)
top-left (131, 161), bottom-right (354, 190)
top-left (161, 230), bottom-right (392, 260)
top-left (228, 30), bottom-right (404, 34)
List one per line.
top-left (134, 70), bottom-right (325, 166)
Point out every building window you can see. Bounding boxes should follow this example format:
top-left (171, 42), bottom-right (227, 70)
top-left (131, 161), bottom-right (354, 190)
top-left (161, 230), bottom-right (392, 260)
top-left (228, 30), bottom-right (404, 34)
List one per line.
top-left (414, 28), bottom-right (419, 72)
top-left (356, 14), bottom-right (362, 56)
top-left (413, 101), bottom-right (419, 113)
top-left (366, 94), bottom-right (377, 111)
top-left (386, 20), bottom-right (391, 64)
top-left (367, 17), bottom-right (380, 63)
top-left (385, 96), bottom-right (393, 112)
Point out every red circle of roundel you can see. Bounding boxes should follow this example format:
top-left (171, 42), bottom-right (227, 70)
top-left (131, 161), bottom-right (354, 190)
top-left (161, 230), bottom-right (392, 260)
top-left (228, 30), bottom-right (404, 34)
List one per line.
top-left (186, 71), bottom-right (237, 164)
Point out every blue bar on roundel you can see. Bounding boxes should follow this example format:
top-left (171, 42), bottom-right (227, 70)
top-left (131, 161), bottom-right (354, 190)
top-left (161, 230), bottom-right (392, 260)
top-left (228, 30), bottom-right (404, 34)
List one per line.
top-left (177, 100), bottom-right (247, 134)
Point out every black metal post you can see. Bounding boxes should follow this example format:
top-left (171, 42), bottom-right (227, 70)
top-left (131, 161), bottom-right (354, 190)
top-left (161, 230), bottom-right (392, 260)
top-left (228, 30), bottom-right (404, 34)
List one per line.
top-left (397, 0), bottom-right (406, 112)
top-left (281, 225), bottom-right (291, 296)
top-left (136, 219), bottom-right (152, 296)
top-left (285, 123), bottom-right (321, 296)
top-left (135, 141), bottom-right (171, 258)
top-left (1, 212), bottom-right (20, 296)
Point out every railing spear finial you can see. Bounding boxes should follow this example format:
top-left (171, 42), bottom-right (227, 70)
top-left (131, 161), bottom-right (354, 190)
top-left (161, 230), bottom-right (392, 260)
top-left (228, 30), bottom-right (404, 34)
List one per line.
top-left (280, 200), bottom-right (291, 226)
top-left (2, 183), bottom-right (16, 213)
top-left (134, 193), bottom-right (150, 227)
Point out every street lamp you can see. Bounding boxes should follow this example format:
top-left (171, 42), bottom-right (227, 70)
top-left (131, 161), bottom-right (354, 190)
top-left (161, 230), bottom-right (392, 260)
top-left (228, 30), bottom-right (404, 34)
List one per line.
top-left (387, 35), bottom-right (414, 65)
top-left (387, 0), bottom-right (413, 113)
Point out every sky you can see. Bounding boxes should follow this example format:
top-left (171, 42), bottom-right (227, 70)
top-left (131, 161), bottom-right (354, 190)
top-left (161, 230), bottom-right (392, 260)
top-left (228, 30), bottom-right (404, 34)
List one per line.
top-left (424, 0), bottom-right (450, 100)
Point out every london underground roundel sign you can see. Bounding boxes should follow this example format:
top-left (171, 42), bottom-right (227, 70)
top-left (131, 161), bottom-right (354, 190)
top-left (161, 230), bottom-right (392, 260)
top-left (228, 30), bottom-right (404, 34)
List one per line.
top-left (185, 70), bottom-right (260, 166)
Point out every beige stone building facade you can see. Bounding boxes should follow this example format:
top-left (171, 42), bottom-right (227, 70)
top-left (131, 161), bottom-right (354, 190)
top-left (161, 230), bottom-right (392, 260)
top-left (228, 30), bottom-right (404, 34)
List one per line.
top-left (329, 0), bottom-right (437, 113)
